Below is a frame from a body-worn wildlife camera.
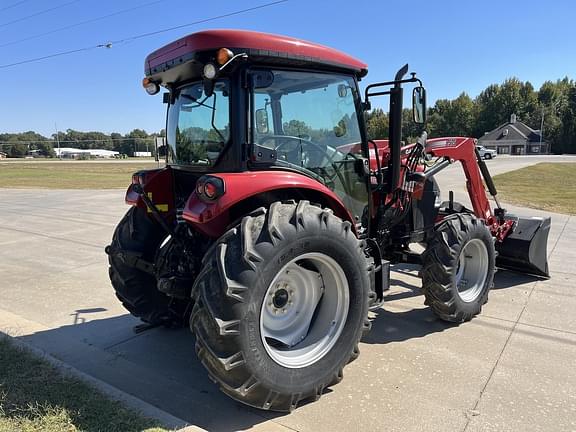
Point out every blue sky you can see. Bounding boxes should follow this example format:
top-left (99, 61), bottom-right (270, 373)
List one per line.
top-left (1, 0), bottom-right (574, 136)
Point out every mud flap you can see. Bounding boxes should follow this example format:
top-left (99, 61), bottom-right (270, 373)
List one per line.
top-left (495, 216), bottom-right (551, 278)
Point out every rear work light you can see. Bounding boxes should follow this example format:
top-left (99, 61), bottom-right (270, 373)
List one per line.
top-left (195, 176), bottom-right (225, 202)
top-left (142, 77), bottom-right (160, 95)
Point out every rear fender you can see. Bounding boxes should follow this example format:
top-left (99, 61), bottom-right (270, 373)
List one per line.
top-left (182, 171), bottom-right (356, 238)
top-left (125, 167), bottom-right (174, 218)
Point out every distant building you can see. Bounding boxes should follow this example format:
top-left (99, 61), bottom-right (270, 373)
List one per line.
top-left (54, 147), bottom-right (119, 159)
top-left (478, 114), bottom-right (548, 155)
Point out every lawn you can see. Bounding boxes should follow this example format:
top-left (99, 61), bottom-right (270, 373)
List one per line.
top-left (0, 337), bottom-right (168, 432)
top-left (0, 161), bottom-right (161, 189)
top-left (493, 162), bottom-right (576, 214)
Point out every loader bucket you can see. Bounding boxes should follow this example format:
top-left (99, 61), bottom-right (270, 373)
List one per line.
top-left (496, 215), bottom-right (551, 278)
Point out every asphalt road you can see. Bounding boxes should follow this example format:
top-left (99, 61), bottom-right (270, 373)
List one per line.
top-left (1, 155), bottom-right (575, 431)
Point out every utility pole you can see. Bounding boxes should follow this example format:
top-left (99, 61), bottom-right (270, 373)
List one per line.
top-left (539, 106), bottom-right (545, 154)
top-left (55, 123), bottom-right (61, 159)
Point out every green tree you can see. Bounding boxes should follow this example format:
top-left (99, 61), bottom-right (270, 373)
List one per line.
top-left (473, 78), bottom-right (540, 136)
top-left (126, 129), bottom-right (151, 155)
top-left (559, 85), bottom-right (576, 154)
top-left (428, 93), bottom-right (475, 137)
top-left (283, 120), bottom-right (312, 137)
top-left (364, 108), bottom-right (389, 140)
top-left (8, 143), bottom-right (27, 157)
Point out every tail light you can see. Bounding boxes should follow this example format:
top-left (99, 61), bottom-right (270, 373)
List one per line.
top-left (132, 172), bottom-right (146, 185)
top-left (196, 176), bottom-right (225, 202)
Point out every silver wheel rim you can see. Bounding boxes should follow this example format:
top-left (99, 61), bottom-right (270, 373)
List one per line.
top-left (455, 238), bottom-right (489, 302)
top-left (259, 253), bottom-right (349, 368)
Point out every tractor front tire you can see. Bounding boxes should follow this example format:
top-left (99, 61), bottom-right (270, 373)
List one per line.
top-left (190, 201), bottom-right (371, 411)
top-left (421, 213), bottom-right (495, 322)
top-left (108, 207), bottom-right (173, 325)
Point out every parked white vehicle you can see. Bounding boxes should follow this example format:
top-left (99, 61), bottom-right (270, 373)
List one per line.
top-left (476, 145), bottom-right (497, 160)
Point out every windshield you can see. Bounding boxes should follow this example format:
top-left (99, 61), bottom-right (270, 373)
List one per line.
top-left (167, 81), bottom-right (230, 166)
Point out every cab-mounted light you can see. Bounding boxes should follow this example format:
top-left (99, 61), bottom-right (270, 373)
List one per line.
top-left (142, 77), bottom-right (160, 95)
top-left (216, 48), bottom-right (234, 65)
top-left (202, 63), bottom-right (218, 80)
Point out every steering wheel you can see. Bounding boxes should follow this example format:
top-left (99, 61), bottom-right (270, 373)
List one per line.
top-left (258, 135), bottom-right (363, 195)
top-left (258, 135), bottom-right (337, 167)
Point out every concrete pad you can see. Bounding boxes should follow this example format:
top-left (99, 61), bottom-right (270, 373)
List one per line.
top-left (519, 276), bottom-right (576, 333)
top-left (466, 324), bottom-right (576, 432)
top-left (0, 230), bottom-right (100, 277)
top-left (0, 256), bottom-right (130, 324)
top-left (481, 271), bottom-right (536, 322)
top-left (270, 302), bottom-right (514, 432)
top-left (0, 157), bottom-right (574, 432)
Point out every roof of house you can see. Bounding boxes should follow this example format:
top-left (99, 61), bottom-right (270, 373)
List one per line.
top-left (479, 116), bottom-right (542, 143)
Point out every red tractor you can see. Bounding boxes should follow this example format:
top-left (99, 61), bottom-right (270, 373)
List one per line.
top-left (106, 30), bottom-right (550, 411)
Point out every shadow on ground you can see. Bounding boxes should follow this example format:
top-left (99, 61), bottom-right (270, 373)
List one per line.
top-left (364, 268), bottom-right (542, 344)
top-left (13, 269), bottom-right (536, 430)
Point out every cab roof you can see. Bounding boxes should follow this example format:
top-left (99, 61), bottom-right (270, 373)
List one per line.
top-left (145, 29), bottom-right (368, 82)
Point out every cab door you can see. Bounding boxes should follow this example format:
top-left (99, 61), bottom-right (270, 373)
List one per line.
top-left (250, 69), bottom-right (370, 224)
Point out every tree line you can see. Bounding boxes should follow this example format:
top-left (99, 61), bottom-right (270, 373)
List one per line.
top-left (0, 129), bottom-right (164, 158)
top-left (365, 77), bottom-right (576, 154)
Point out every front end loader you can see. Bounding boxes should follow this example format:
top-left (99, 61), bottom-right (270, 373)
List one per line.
top-left (106, 29), bottom-right (550, 412)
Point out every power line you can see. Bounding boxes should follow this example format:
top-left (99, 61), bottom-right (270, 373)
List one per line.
top-left (0, 0), bottom-right (168, 49)
top-left (109, 0), bottom-right (288, 45)
top-left (0, 0), bottom-right (81, 29)
top-left (0, 0), bottom-right (32, 13)
top-left (0, 0), bottom-right (288, 70)
top-left (0, 45), bottom-right (105, 69)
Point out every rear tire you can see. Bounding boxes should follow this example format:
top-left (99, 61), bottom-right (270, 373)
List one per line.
top-left (421, 213), bottom-right (495, 322)
top-left (190, 201), bottom-right (371, 411)
top-left (108, 207), bottom-right (173, 325)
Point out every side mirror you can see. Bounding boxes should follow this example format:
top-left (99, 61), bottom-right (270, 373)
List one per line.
top-left (255, 109), bottom-right (270, 134)
top-left (412, 86), bottom-right (427, 124)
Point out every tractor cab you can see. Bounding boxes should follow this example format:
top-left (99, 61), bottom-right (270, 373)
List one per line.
top-left (144, 29), bottom-right (375, 221)
top-left (143, 29), bottom-right (425, 226)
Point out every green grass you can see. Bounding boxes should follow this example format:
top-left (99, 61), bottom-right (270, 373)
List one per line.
top-left (0, 161), bottom-right (161, 189)
top-left (493, 163), bottom-right (576, 215)
top-left (0, 337), bottom-right (168, 432)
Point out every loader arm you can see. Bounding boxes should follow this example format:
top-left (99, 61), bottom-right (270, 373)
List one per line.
top-left (425, 137), bottom-right (493, 221)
